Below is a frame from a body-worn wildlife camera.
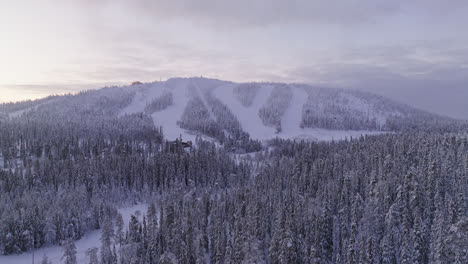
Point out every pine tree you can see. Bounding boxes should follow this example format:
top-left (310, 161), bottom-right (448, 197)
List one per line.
top-left (86, 247), bottom-right (99, 264)
top-left (116, 213), bottom-right (124, 247)
top-left (41, 255), bottom-right (51, 264)
top-left (62, 239), bottom-right (77, 264)
top-left (429, 197), bottom-right (448, 264)
top-left (101, 213), bottom-right (115, 264)
top-left (159, 251), bottom-right (178, 264)
top-left (412, 215), bottom-right (425, 263)
top-left (128, 214), bottom-right (141, 244)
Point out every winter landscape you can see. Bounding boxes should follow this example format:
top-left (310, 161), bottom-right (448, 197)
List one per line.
top-left (1, 77), bottom-right (467, 263)
top-left (1, 1), bottom-right (468, 264)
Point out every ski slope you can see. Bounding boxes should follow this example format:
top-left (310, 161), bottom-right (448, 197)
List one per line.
top-left (8, 98), bottom-right (57, 118)
top-left (213, 83), bottom-right (276, 140)
top-left (213, 84), bottom-right (383, 141)
top-left (277, 85), bottom-right (307, 138)
top-left (4, 78), bottom-right (394, 144)
top-left (9, 77), bottom-right (395, 144)
top-left (150, 79), bottom-right (197, 142)
top-left (3, 77), bottom-right (440, 145)
top-left (119, 83), bottom-right (166, 116)
top-left (123, 79), bottom-right (385, 143)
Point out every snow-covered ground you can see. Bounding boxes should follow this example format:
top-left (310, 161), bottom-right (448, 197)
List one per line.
top-left (277, 85), bottom-right (307, 138)
top-left (193, 80), bottom-right (215, 121)
top-left (214, 84), bottom-right (276, 140)
top-left (150, 79), bottom-right (198, 142)
top-left (340, 93), bottom-right (399, 127)
top-left (0, 203), bottom-right (148, 264)
top-left (9, 108), bottom-right (31, 118)
top-left (213, 84), bottom-right (385, 142)
top-left (119, 83), bottom-right (166, 116)
top-left (8, 98), bottom-right (57, 118)
top-left (116, 79), bottom-right (388, 144)
top-left (290, 128), bottom-right (386, 141)
top-left (3, 78), bottom-right (421, 147)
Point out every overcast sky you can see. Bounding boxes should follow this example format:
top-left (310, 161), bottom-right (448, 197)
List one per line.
top-left (1, 0), bottom-right (467, 119)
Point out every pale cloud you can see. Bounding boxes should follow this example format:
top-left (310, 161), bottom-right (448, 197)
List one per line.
top-left (72, 0), bottom-right (468, 28)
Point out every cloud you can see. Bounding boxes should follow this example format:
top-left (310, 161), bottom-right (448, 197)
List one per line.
top-left (85, 0), bottom-right (398, 27)
top-left (71, 0), bottom-right (468, 29)
top-left (286, 44), bottom-right (468, 119)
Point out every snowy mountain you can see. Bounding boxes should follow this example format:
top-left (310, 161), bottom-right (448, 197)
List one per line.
top-left (0, 77), bottom-right (461, 146)
top-left (1, 78), bottom-right (467, 263)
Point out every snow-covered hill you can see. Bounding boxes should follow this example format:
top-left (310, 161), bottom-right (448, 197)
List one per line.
top-left (1, 77), bottom-right (452, 145)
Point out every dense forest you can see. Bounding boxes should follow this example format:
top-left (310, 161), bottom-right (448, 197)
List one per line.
top-left (1, 117), bottom-right (467, 263)
top-left (0, 81), bottom-right (467, 263)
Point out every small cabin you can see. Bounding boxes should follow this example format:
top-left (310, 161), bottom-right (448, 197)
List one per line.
top-left (181, 141), bottom-right (192, 148)
top-left (167, 140), bottom-right (193, 152)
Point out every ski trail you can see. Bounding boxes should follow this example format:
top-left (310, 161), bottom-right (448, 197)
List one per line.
top-left (151, 79), bottom-right (196, 142)
top-left (9, 98), bottom-right (57, 118)
top-left (279, 86), bottom-right (307, 137)
top-left (119, 83), bottom-right (165, 116)
top-left (214, 84), bottom-right (275, 140)
top-left (192, 79), bottom-right (216, 121)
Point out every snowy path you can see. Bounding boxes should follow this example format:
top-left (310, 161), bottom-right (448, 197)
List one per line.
top-left (10, 108), bottom-right (33, 118)
top-left (151, 79), bottom-right (196, 142)
top-left (9, 98), bottom-right (57, 118)
top-left (214, 85), bottom-right (386, 142)
top-left (192, 80), bottom-right (216, 121)
top-left (279, 87), bottom-right (386, 140)
top-left (278, 85), bottom-right (306, 137)
top-left (214, 84), bottom-right (275, 140)
top-left (118, 80), bottom-right (387, 143)
top-left (119, 83), bottom-right (165, 116)
top-left (0, 203), bottom-right (148, 264)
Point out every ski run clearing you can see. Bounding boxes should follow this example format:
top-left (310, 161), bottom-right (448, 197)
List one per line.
top-left (117, 79), bottom-right (385, 143)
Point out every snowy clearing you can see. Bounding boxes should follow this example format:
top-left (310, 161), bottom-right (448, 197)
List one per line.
top-left (213, 84), bottom-right (385, 142)
top-left (8, 98), bottom-right (57, 118)
top-left (277, 85), bottom-right (307, 138)
top-left (214, 83), bottom-right (276, 140)
top-left (119, 83), bottom-right (166, 116)
top-left (150, 79), bottom-right (197, 142)
top-left (0, 203), bottom-right (148, 264)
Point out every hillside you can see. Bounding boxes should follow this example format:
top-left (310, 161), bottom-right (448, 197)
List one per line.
top-left (0, 79), bottom-right (467, 263)
top-left (1, 77), bottom-right (464, 149)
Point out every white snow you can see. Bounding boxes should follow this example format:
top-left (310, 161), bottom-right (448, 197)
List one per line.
top-left (192, 80), bottom-right (215, 121)
top-left (340, 93), bottom-right (401, 127)
top-left (213, 84), bottom-right (276, 140)
top-left (0, 203), bottom-right (148, 264)
top-left (119, 83), bottom-right (166, 116)
top-left (9, 108), bottom-right (30, 118)
top-left (213, 84), bottom-right (385, 142)
top-left (277, 87), bottom-right (386, 141)
top-left (119, 79), bottom-right (215, 143)
top-left (290, 128), bottom-right (386, 141)
top-left (277, 85), bottom-right (306, 138)
top-left (117, 79), bottom-right (388, 144)
top-left (150, 79), bottom-right (197, 142)
top-left (9, 98), bottom-right (57, 118)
